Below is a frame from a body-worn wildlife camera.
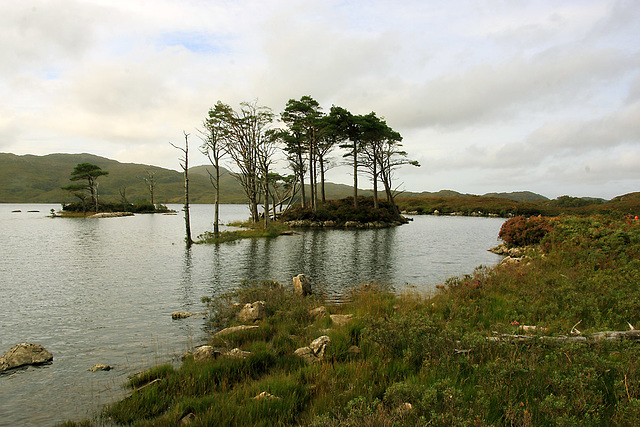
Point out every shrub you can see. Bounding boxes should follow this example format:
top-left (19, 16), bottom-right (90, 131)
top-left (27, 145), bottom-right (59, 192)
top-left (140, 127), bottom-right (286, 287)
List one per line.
top-left (499, 215), bottom-right (553, 247)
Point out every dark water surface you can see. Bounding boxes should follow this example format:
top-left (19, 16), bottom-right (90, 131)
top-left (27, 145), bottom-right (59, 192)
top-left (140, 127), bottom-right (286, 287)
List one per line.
top-left (0, 203), bottom-right (504, 425)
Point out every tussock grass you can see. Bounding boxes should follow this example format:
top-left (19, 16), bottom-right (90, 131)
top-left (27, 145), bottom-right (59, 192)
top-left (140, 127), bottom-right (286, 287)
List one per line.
top-left (94, 215), bottom-right (640, 426)
top-left (196, 221), bottom-right (291, 244)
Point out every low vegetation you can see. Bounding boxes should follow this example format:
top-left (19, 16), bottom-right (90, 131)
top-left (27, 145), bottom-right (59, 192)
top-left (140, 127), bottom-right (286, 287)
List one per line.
top-left (279, 196), bottom-right (406, 225)
top-left (196, 221), bottom-right (291, 244)
top-left (78, 213), bottom-right (640, 426)
top-left (396, 191), bottom-right (640, 218)
top-left (61, 201), bottom-right (170, 214)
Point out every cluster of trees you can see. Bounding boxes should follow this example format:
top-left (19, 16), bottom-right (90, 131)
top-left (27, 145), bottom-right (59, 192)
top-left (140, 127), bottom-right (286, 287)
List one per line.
top-left (61, 163), bottom-right (109, 213)
top-left (199, 96), bottom-right (419, 235)
top-left (62, 163), bottom-right (162, 214)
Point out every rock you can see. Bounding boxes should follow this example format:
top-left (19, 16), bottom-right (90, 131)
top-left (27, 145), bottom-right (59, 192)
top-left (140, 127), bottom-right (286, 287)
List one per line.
top-left (214, 325), bottom-right (260, 337)
top-left (90, 363), bottom-right (112, 372)
top-left (89, 212), bottom-right (134, 218)
top-left (254, 391), bottom-right (280, 400)
top-left (172, 311), bottom-right (193, 319)
top-left (0, 343), bottom-right (53, 372)
top-left (193, 345), bottom-right (220, 361)
top-left (330, 314), bottom-right (353, 326)
top-left (344, 221), bottom-right (361, 228)
top-left (237, 301), bottom-right (267, 323)
top-left (309, 306), bottom-right (327, 320)
top-left (224, 348), bottom-right (251, 359)
top-left (347, 345), bottom-right (361, 356)
top-left (309, 336), bottom-right (331, 358)
top-left (323, 220), bottom-right (336, 227)
top-left (294, 335), bottom-right (331, 364)
top-left (180, 412), bottom-right (196, 425)
top-left (501, 256), bottom-right (521, 264)
top-left (293, 274), bottom-right (312, 297)
top-left (280, 230), bottom-right (297, 235)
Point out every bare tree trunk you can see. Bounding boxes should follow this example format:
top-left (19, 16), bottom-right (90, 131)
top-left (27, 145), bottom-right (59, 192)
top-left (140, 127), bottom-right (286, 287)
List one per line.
top-left (320, 155), bottom-right (326, 203)
top-left (298, 150), bottom-right (306, 209)
top-left (171, 132), bottom-right (193, 247)
top-left (353, 148), bottom-right (359, 208)
top-left (183, 133), bottom-right (193, 247)
top-left (214, 165), bottom-right (220, 236)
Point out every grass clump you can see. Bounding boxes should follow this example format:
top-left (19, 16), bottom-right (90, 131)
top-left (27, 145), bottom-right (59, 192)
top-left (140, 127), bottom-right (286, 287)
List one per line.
top-left (99, 215), bottom-right (640, 426)
top-left (196, 221), bottom-right (291, 244)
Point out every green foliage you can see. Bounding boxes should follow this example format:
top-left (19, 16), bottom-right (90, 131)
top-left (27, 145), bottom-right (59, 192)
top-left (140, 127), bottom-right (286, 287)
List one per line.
top-left (499, 215), bottom-right (553, 247)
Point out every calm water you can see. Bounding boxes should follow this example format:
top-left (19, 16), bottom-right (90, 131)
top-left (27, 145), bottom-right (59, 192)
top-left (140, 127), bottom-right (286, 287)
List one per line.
top-left (0, 203), bottom-right (504, 426)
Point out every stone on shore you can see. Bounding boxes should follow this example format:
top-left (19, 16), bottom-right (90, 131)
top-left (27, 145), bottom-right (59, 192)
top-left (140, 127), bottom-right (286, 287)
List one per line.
top-left (293, 274), bottom-right (312, 297)
top-left (294, 335), bottom-right (331, 364)
top-left (214, 325), bottom-right (260, 337)
top-left (0, 343), bottom-right (53, 372)
top-left (224, 348), bottom-right (251, 359)
top-left (193, 345), bottom-right (220, 361)
top-left (309, 306), bottom-right (327, 320)
top-left (330, 314), bottom-right (353, 326)
top-left (237, 301), bottom-right (267, 323)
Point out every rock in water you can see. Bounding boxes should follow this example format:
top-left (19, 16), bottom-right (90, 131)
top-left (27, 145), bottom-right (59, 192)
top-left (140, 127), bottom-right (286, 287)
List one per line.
top-left (293, 274), bottom-right (312, 297)
top-left (0, 343), bottom-right (53, 372)
top-left (90, 363), bottom-right (112, 372)
top-left (172, 311), bottom-right (193, 319)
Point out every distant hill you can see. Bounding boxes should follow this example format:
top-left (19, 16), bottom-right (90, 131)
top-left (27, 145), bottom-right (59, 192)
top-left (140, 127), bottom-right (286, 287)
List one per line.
top-left (0, 152), bottom-right (551, 204)
top-left (481, 191), bottom-right (549, 203)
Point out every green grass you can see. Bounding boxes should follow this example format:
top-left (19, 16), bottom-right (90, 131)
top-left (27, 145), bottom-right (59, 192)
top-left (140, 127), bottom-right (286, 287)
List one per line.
top-left (69, 214), bottom-right (640, 426)
top-left (195, 221), bottom-right (291, 244)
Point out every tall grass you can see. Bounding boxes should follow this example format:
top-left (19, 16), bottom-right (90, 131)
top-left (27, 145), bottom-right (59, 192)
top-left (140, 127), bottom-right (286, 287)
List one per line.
top-left (93, 215), bottom-right (640, 426)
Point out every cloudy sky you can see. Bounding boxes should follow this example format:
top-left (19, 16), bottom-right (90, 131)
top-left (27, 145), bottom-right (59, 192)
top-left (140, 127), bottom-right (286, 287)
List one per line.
top-left (2, 0), bottom-right (639, 199)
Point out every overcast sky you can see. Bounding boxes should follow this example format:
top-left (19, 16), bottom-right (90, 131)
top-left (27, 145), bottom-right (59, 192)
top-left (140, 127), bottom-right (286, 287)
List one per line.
top-left (2, 0), bottom-right (639, 199)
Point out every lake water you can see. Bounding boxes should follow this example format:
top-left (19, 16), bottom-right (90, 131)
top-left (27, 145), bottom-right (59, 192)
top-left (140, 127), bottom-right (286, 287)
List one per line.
top-left (0, 203), bottom-right (504, 426)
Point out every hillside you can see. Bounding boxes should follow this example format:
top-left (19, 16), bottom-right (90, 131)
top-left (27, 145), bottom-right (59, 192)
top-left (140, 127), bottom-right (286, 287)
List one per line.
top-left (1, 152), bottom-right (549, 204)
top-left (0, 153), bottom-right (362, 204)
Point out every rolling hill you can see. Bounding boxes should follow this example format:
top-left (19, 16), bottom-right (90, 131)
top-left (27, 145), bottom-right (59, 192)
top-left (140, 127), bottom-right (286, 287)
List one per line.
top-left (0, 152), bottom-right (549, 204)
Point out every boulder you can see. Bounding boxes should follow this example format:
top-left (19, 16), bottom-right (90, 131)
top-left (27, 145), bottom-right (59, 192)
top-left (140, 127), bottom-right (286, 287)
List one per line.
top-left (330, 314), bottom-right (353, 326)
top-left (90, 363), bottom-right (112, 372)
top-left (224, 348), bottom-right (251, 359)
top-left (193, 345), bottom-right (220, 361)
top-left (309, 306), bottom-right (327, 320)
top-left (214, 325), bottom-right (260, 337)
top-left (237, 301), bottom-right (267, 323)
top-left (0, 343), bottom-right (53, 372)
top-left (172, 311), bottom-right (193, 319)
top-left (293, 274), bottom-right (312, 297)
top-left (254, 391), bottom-right (280, 400)
top-left (294, 335), bottom-right (331, 364)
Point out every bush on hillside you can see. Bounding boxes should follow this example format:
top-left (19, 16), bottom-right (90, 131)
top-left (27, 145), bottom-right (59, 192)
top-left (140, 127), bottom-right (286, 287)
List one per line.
top-left (499, 215), bottom-right (552, 247)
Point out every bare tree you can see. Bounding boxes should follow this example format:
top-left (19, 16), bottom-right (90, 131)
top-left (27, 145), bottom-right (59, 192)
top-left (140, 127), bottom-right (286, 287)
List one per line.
top-left (170, 132), bottom-right (193, 247)
top-left (215, 100), bottom-right (274, 224)
top-left (143, 170), bottom-right (157, 206)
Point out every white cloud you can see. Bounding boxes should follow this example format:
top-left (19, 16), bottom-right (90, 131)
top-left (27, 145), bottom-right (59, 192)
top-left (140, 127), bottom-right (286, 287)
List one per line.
top-left (1, 0), bottom-right (639, 198)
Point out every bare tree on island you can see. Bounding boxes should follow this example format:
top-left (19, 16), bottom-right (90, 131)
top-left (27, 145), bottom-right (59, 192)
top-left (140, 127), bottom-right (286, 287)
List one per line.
top-left (171, 132), bottom-right (193, 247)
top-left (207, 100), bottom-right (274, 224)
top-left (143, 170), bottom-right (157, 207)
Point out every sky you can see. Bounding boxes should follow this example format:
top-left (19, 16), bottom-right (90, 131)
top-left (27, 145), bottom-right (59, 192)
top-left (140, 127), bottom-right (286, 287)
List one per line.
top-left (1, 0), bottom-right (639, 200)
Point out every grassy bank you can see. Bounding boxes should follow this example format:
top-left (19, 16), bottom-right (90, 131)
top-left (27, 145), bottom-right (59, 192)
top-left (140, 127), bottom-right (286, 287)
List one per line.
top-left (68, 214), bottom-right (640, 426)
